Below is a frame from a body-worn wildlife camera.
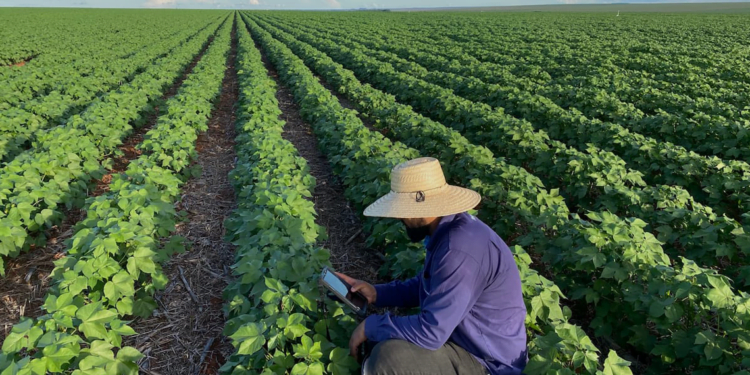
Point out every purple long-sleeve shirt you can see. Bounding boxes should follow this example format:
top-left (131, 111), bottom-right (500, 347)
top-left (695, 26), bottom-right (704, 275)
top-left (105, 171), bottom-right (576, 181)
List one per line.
top-left (365, 213), bottom-right (528, 375)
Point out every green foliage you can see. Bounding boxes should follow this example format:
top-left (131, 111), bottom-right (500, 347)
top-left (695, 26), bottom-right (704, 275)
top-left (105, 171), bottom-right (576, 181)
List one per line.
top-left (262, 17), bottom-right (750, 285)
top-left (0, 14), bottom-right (234, 373)
top-left (247, 12), bottom-right (750, 374)
top-left (0, 15), bottom-right (228, 276)
top-left (0, 17), bottom-right (222, 163)
top-left (219, 20), bottom-right (357, 375)
top-left (243, 14), bottom-right (630, 375)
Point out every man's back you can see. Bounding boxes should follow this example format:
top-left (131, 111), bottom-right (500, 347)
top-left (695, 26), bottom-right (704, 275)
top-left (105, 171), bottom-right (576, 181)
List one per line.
top-left (425, 213), bottom-right (527, 374)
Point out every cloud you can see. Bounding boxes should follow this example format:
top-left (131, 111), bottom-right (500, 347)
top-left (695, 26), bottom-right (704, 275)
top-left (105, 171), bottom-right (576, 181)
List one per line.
top-left (143, 0), bottom-right (177, 7)
top-left (324, 0), bottom-right (341, 7)
top-left (249, 0), bottom-right (259, 4)
top-left (143, 0), bottom-right (224, 7)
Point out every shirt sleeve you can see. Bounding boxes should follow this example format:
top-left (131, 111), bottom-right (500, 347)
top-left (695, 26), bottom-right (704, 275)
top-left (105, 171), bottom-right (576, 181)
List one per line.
top-left (364, 249), bottom-right (482, 350)
top-left (372, 276), bottom-right (420, 308)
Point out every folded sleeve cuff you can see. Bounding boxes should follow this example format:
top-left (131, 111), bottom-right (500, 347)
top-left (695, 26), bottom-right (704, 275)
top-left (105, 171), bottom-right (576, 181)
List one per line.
top-left (365, 314), bottom-right (389, 342)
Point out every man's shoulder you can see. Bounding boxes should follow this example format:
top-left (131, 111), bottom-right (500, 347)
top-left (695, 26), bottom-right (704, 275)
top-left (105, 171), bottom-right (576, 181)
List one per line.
top-left (447, 213), bottom-right (494, 239)
top-left (443, 213), bottom-right (501, 255)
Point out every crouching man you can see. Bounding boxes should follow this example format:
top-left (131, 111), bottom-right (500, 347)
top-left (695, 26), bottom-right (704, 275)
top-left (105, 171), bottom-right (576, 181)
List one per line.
top-left (337, 157), bottom-right (528, 375)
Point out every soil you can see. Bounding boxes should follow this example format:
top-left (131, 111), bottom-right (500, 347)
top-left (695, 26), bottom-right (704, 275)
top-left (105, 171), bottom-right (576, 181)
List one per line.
top-left (124, 20), bottom-right (239, 375)
top-left (6, 56), bottom-right (34, 68)
top-left (0, 208), bottom-right (82, 340)
top-left (0, 26), bottom-right (218, 343)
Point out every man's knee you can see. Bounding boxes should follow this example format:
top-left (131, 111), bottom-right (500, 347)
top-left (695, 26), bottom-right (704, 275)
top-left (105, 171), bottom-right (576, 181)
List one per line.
top-left (363, 340), bottom-right (434, 375)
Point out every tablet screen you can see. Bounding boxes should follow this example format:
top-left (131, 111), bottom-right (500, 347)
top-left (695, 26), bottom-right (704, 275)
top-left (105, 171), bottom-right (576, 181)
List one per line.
top-left (323, 270), bottom-right (349, 297)
top-left (323, 270), bottom-right (367, 310)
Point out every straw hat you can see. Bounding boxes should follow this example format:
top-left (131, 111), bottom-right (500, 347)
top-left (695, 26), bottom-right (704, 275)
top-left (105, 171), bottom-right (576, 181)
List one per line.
top-left (363, 157), bottom-right (481, 219)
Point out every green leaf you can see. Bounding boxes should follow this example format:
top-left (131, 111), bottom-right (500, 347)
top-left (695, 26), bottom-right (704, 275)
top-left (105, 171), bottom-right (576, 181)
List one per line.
top-left (132, 298), bottom-right (157, 318)
top-left (695, 331), bottom-right (727, 361)
top-left (291, 362), bottom-right (309, 375)
top-left (2, 331), bottom-right (27, 353)
top-left (69, 276), bottom-right (89, 295)
top-left (16, 202), bottom-right (34, 222)
top-left (34, 209), bottom-right (54, 226)
top-left (80, 322), bottom-right (109, 340)
top-left (328, 347), bottom-right (358, 375)
top-left (648, 301), bottom-right (664, 318)
top-left (1, 319), bottom-right (42, 353)
top-left (132, 247), bottom-right (157, 274)
top-left (88, 340), bottom-right (115, 360)
top-left (602, 351), bottom-right (633, 375)
top-left (664, 304), bottom-right (683, 323)
top-left (116, 347), bottom-right (144, 362)
top-left (705, 276), bottom-right (734, 308)
top-left (42, 342), bottom-right (80, 370)
top-left (230, 323), bottom-right (267, 356)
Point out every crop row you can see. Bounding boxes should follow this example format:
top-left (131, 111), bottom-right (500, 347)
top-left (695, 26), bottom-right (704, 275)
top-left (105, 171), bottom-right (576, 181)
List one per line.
top-left (250, 13), bottom-right (750, 373)
top-left (414, 15), bottom-right (750, 103)
top-left (287, 14), bottom-right (750, 124)
top-left (457, 37), bottom-right (750, 124)
top-left (0, 19), bottom-right (219, 164)
top-left (284, 19), bottom-right (750, 164)
top-left (219, 18), bottom-right (358, 374)
top-left (0, 16), bottom-right (226, 276)
top-left (242, 14), bottom-right (634, 375)
top-left (0, 15), bottom-right (233, 374)
top-left (256, 18), bottom-right (750, 287)
top-left (0, 11), bottom-right (226, 110)
top-left (271, 19), bottom-right (750, 222)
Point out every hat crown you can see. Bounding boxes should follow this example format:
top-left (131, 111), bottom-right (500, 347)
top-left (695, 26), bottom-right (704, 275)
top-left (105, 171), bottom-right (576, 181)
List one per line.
top-left (391, 157), bottom-right (446, 193)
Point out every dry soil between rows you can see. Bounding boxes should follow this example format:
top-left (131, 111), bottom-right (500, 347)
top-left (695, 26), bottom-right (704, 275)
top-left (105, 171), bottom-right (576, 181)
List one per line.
top-left (124, 20), bottom-right (238, 375)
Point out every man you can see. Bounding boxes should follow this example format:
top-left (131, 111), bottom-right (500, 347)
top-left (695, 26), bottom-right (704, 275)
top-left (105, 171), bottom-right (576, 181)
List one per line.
top-left (337, 157), bottom-right (528, 375)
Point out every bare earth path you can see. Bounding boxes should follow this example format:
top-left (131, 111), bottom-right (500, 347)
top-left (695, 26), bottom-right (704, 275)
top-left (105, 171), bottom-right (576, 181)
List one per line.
top-left (126, 21), bottom-right (238, 375)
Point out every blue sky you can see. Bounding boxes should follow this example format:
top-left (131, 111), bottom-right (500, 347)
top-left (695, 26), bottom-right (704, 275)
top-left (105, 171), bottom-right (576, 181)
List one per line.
top-left (0, 0), bottom-right (747, 11)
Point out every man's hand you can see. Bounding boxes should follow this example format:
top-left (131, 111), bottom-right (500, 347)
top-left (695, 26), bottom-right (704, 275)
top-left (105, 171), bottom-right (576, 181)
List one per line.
top-left (336, 272), bottom-right (377, 304)
top-left (349, 320), bottom-right (367, 361)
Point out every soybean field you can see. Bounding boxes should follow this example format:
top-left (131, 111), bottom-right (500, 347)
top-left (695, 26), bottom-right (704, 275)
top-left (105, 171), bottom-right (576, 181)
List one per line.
top-left (1, 8), bottom-right (750, 375)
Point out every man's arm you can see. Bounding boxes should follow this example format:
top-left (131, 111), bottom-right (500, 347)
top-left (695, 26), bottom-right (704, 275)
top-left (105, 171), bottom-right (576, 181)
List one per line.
top-left (373, 276), bottom-right (420, 308)
top-left (364, 250), bottom-right (481, 350)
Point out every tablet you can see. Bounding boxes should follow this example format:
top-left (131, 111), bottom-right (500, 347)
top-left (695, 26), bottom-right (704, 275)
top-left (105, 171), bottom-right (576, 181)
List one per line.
top-left (320, 267), bottom-right (368, 316)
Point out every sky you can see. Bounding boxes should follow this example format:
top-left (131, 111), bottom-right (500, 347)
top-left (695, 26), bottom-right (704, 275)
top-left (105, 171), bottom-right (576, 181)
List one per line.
top-left (0, 0), bottom-right (748, 11)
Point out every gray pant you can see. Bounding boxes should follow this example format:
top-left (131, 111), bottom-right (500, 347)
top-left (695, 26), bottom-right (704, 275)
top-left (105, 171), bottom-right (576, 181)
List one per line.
top-left (363, 340), bottom-right (488, 375)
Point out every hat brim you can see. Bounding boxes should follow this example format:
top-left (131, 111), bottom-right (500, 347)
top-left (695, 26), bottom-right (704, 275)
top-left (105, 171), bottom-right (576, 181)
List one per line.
top-left (363, 185), bottom-right (481, 219)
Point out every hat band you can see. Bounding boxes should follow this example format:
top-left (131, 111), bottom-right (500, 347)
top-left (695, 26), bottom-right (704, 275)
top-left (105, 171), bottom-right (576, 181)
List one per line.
top-left (391, 184), bottom-right (449, 202)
